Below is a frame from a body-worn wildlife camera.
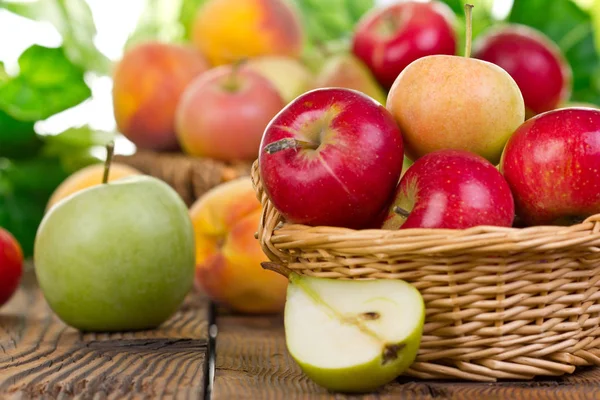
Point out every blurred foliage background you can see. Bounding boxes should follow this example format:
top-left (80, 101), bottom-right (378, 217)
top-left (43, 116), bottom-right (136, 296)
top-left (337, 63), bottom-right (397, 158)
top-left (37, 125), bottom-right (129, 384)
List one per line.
top-left (0, 0), bottom-right (599, 256)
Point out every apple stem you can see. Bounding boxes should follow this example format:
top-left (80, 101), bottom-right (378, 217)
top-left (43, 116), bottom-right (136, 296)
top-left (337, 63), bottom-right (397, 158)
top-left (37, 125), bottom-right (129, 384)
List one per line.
top-left (102, 141), bottom-right (115, 184)
top-left (464, 4), bottom-right (474, 58)
top-left (223, 58), bottom-right (248, 92)
top-left (393, 206), bottom-right (411, 219)
top-left (263, 138), bottom-right (319, 154)
top-left (261, 262), bottom-right (293, 279)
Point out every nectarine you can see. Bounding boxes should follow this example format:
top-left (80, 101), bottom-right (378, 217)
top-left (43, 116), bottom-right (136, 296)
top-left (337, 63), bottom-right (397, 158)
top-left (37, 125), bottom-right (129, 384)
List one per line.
top-left (112, 42), bottom-right (209, 151)
top-left (189, 177), bottom-right (287, 314)
top-left (192, 0), bottom-right (303, 66)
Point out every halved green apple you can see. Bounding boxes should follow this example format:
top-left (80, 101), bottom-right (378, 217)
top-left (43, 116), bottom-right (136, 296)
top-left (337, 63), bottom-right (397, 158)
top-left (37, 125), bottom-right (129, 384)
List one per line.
top-left (276, 266), bottom-right (425, 393)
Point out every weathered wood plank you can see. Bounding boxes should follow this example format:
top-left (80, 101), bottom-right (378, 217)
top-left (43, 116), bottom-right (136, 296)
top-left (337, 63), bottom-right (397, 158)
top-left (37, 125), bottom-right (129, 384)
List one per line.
top-left (0, 271), bottom-right (209, 399)
top-left (213, 313), bottom-right (600, 400)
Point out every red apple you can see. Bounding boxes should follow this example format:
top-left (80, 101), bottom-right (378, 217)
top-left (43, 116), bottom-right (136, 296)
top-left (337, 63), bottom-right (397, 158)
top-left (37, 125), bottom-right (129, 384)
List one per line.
top-left (258, 88), bottom-right (404, 229)
top-left (500, 107), bottom-right (600, 226)
top-left (0, 228), bottom-right (24, 307)
top-left (175, 64), bottom-right (285, 161)
top-left (473, 24), bottom-right (572, 118)
top-left (382, 150), bottom-right (515, 230)
top-left (352, 0), bottom-right (457, 89)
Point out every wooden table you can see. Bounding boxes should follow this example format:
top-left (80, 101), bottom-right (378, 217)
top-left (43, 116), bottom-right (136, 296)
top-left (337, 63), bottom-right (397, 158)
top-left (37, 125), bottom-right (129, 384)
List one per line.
top-left (2, 270), bottom-right (600, 399)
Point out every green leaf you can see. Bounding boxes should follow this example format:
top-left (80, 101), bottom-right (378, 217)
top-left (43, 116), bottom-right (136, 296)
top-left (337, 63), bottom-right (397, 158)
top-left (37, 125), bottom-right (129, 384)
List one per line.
top-left (126, 0), bottom-right (188, 48)
top-left (1, 0), bottom-right (112, 75)
top-left (0, 109), bottom-right (42, 159)
top-left (345, 0), bottom-right (374, 22)
top-left (1, 156), bottom-right (69, 194)
top-left (179, 0), bottom-right (208, 40)
top-left (0, 185), bottom-right (48, 258)
top-left (44, 126), bottom-right (115, 150)
top-left (291, 0), bottom-right (374, 45)
top-left (0, 61), bottom-right (7, 83)
top-left (0, 156), bottom-right (69, 257)
top-left (438, 0), bottom-right (465, 15)
top-left (509, 0), bottom-right (600, 105)
top-left (0, 45), bottom-right (91, 121)
top-left (42, 126), bottom-right (114, 172)
top-left (594, 0), bottom-right (600, 52)
top-left (289, 0), bottom-right (374, 71)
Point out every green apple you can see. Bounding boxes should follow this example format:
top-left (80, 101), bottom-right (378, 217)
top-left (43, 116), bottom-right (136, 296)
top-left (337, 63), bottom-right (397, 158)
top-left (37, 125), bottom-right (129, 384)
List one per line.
top-left (34, 174), bottom-right (195, 332)
top-left (276, 265), bottom-right (425, 393)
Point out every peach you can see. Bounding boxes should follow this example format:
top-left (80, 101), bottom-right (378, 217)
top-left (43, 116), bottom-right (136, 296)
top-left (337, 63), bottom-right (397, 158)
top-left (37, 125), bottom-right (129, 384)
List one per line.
top-left (192, 0), bottom-right (303, 66)
top-left (112, 42), bottom-right (209, 151)
top-left (47, 163), bottom-right (142, 211)
top-left (190, 177), bottom-right (287, 314)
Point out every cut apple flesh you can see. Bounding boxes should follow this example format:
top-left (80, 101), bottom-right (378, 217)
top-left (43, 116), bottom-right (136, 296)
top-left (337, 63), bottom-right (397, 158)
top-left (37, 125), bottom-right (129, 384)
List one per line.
top-left (284, 274), bottom-right (425, 392)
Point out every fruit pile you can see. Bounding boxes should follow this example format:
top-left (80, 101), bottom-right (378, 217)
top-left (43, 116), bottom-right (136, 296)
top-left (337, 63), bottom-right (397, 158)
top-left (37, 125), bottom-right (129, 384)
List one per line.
top-left (257, 3), bottom-right (600, 232)
top-left (253, 2), bottom-right (600, 393)
top-left (111, 0), bottom-right (308, 161)
top-left (110, 0), bottom-right (453, 162)
top-left (2, 0), bottom-right (599, 394)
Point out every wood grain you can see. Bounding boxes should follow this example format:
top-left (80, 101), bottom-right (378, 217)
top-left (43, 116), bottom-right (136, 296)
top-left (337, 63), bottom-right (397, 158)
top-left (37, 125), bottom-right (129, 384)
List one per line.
top-left (213, 312), bottom-right (600, 400)
top-left (0, 270), bottom-right (209, 400)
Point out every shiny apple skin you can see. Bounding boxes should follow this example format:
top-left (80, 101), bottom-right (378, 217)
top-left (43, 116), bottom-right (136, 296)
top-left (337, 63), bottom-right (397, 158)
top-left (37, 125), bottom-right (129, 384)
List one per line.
top-left (383, 150), bottom-right (515, 230)
top-left (352, 0), bottom-right (457, 89)
top-left (500, 108), bottom-right (600, 226)
top-left (258, 88), bottom-right (404, 229)
top-left (473, 24), bottom-right (572, 117)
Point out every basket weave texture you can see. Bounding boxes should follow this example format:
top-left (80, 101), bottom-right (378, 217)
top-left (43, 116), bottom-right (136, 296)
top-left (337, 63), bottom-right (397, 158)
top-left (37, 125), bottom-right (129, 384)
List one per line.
top-left (114, 150), bottom-right (252, 206)
top-left (251, 161), bottom-right (600, 382)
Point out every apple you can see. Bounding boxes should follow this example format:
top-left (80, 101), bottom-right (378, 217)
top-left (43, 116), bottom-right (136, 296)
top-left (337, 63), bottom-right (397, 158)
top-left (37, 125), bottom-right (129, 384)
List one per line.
top-left (473, 24), bottom-right (572, 118)
top-left (313, 53), bottom-right (387, 105)
top-left (244, 56), bottom-right (313, 104)
top-left (500, 107), bottom-right (600, 226)
top-left (47, 162), bottom-right (142, 211)
top-left (352, 0), bottom-right (457, 89)
top-left (382, 149), bottom-right (515, 230)
top-left (386, 5), bottom-right (525, 164)
top-left (176, 63), bottom-right (285, 162)
top-left (258, 87), bottom-right (404, 229)
top-left (0, 228), bottom-right (23, 308)
top-left (34, 150), bottom-right (195, 332)
top-left (264, 263), bottom-right (424, 393)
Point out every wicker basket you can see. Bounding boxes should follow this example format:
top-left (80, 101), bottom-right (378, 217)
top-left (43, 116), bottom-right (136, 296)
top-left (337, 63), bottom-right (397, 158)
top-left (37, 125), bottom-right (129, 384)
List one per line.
top-left (251, 160), bottom-right (600, 382)
top-left (114, 150), bottom-right (252, 206)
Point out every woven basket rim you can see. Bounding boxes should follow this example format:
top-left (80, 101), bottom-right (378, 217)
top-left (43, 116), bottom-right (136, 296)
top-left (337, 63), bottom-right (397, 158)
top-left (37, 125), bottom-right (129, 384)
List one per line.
top-left (250, 160), bottom-right (600, 260)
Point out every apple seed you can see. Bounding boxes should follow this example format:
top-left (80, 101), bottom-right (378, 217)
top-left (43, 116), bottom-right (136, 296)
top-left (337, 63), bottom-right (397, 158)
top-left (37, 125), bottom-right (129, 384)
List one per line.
top-left (360, 311), bottom-right (380, 320)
